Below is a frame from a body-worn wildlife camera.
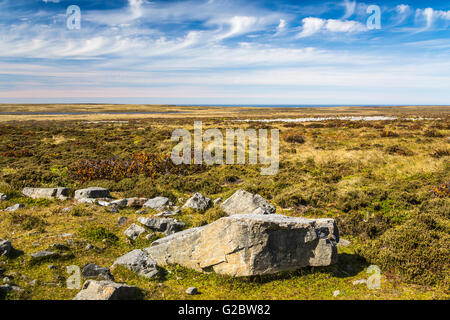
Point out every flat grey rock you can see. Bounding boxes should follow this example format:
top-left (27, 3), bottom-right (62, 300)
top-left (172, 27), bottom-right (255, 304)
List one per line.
top-left (30, 250), bottom-right (59, 261)
top-left (74, 187), bottom-right (111, 200)
top-left (4, 203), bottom-right (25, 212)
top-left (144, 214), bottom-right (338, 277)
top-left (73, 280), bottom-right (141, 300)
top-left (137, 217), bottom-right (185, 235)
top-left (124, 224), bottom-right (146, 240)
top-left (220, 190), bottom-right (276, 215)
top-left (182, 193), bottom-right (211, 211)
top-left (22, 187), bottom-right (69, 200)
top-left (143, 197), bottom-right (170, 210)
top-left (82, 263), bottom-right (113, 281)
top-left (112, 249), bottom-right (159, 279)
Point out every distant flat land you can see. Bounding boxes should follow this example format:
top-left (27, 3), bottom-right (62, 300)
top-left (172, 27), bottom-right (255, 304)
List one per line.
top-left (0, 104), bottom-right (448, 122)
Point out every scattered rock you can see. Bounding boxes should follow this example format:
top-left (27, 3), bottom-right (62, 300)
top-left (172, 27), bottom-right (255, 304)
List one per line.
top-left (30, 250), bottom-right (59, 262)
top-left (126, 198), bottom-right (148, 208)
top-left (144, 214), bottom-right (338, 277)
top-left (213, 197), bottom-right (222, 206)
top-left (220, 190), bottom-right (276, 215)
top-left (0, 284), bottom-right (23, 294)
top-left (155, 207), bottom-right (180, 217)
top-left (82, 263), bottom-right (114, 281)
top-left (143, 197), bottom-right (170, 210)
top-left (333, 290), bottom-right (340, 297)
top-left (48, 264), bottom-right (57, 270)
top-left (73, 280), bottom-right (142, 300)
top-left (185, 287), bottom-right (198, 295)
top-left (135, 209), bottom-right (149, 215)
top-left (29, 279), bottom-right (38, 286)
top-left (22, 187), bottom-right (69, 200)
top-left (137, 217), bottom-right (185, 235)
top-left (182, 193), bottom-right (211, 211)
top-left (0, 193), bottom-right (7, 201)
top-left (3, 276), bottom-right (11, 283)
top-left (0, 240), bottom-right (12, 257)
top-left (337, 238), bottom-right (351, 247)
top-left (109, 199), bottom-right (128, 208)
top-left (74, 187), bottom-right (111, 200)
top-left (124, 224), bottom-right (146, 240)
top-left (112, 249), bottom-right (159, 279)
top-left (85, 244), bottom-right (94, 251)
top-left (352, 279), bottom-right (367, 285)
top-left (4, 203), bottom-right (25, 212)
top-left (117, 216), bottom-right (128, 226)
top-left (61, 207), bottom-right (72, 213)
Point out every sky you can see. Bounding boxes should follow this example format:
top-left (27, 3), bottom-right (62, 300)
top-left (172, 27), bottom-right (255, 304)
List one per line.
top-left (0, 0), bottom-right (449, 105)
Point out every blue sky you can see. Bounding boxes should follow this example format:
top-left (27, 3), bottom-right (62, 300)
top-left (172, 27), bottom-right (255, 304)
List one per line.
top-left (0, 0), bottom-right (449, 105)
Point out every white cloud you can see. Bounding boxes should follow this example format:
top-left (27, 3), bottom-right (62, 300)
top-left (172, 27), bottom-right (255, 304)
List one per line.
top-left (275, 19), bottom-right (286, 34)
top-left (297, 17), bottom-right (326, 38)
top-left (416, 8), bottom-right (450, 29)
top-left (298, 17), bottom-right (366, 37)
top-left (396, 4), bottom-right (410, 14)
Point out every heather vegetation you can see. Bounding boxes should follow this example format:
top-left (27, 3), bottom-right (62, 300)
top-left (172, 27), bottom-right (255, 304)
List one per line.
top-left (0, 111), bottom-right (449, 300)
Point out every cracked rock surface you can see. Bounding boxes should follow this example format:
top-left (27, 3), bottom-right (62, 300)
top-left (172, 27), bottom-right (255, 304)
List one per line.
top-left (143, 214), bottom-right (339, 277)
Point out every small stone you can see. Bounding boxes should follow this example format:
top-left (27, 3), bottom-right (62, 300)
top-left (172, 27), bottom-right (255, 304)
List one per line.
top-left (73, 280), bottom-right (142, 300)
top-left (85, 244), bottom-right (94, 251)
top-left (61, 207), bottom-right (72, 213)
top-left (117, 216), bottom-right (128, 226)
top-left (143, 197), bottom-right (170, 210)
top-left (182, 193), bottom-right (211, 211)
top-left (74, 187), bottom-right (111, 200)
top-left (4, 203), bottom-right (25, 212)
top-left (124, 224), bottom-right (146, 240)
top-left (251, 207), bottom-right (271, 215)
top-left (81, 263), bottom-right (113, 281)
top-left (333, 290), bottom-right (340, 297)
top-left (352, 279), bottom-right (367, 285)
top-left (29, 279), bottom-right (39, 286)
top-left (3, 276), bottom-right (11, 283)
top-left (185, 287), bottom-right (198, 295)
top-left (49, 243), bottom-right (70, 251)
top-left (137, 217), bottom-right (185, 235)
top-left (213, 197), bottom-right (223, 206)
top-left (30, 250), bottom-right (59, 262)
top-left (48, 264), bottom-right (57, 270)
top-left (0, 193), bottom-right (7, 201)
top-left (338, 238), bottom-right (351, 247)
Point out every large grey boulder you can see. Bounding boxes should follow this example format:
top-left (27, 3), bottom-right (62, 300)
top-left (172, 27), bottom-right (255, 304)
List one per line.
top-left (144, 214), bottom-right (338, 277)
top-left (81, 263), bottom-right (113, 281)
top-left (137, 217), bottom-right (185, 235)
top-left (143, 197), bottom-right (170, 210)
top-left (111, 249), bottom-right (159, 279)
top-left (4, 203), bottom-right (25, 212)
top-left (124, 224), bottom-right (146, 240)
top-left (0, 240), bottom-right (12, 257)
top-left (73, 280), bottom-right (142, 300)
top-left (182, 193), bottom-right (211, 211)
top-left (22, 187), bottom-right (69, 200)
top-left (74, 187), bottom-right (110, 200)
top-left (220, 190), bottom-right (276, 215)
